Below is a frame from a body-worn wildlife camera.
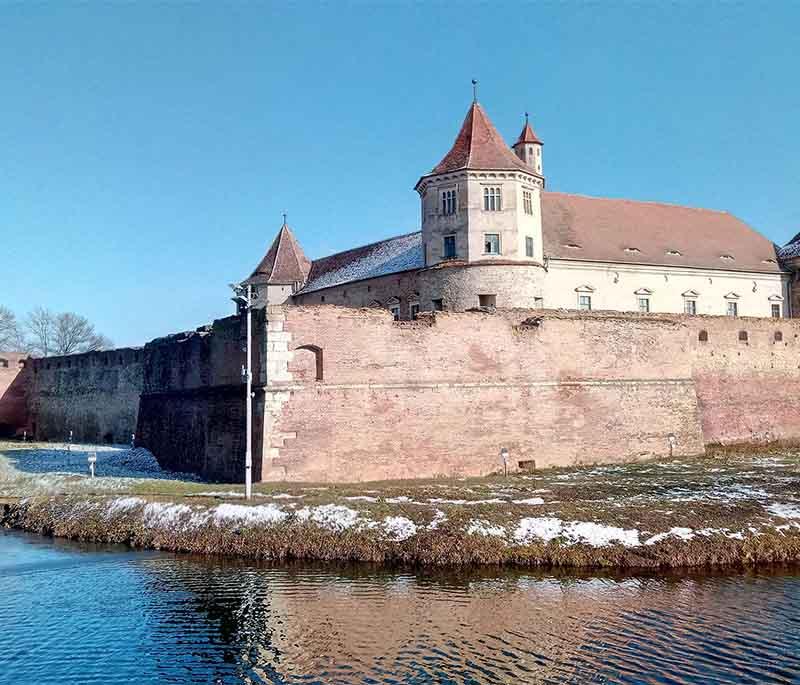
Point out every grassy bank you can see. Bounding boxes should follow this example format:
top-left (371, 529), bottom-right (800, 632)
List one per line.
top-left (2, 442), bottom-right (800, 568)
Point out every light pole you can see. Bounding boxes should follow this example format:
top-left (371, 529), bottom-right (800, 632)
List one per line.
top-left (230, 282), bottom-right (254, 500)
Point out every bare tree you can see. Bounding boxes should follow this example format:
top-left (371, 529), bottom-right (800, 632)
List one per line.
top-left (26, 308), bottom-right (112, 357)
top-left (52, 312), bottom-right (113, 355)
top-left (0, 306), bottom-right (25, 352)
top-left (26, 307), bottom-right (55, 357)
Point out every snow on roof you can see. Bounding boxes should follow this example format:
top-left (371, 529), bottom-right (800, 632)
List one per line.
top-left (298, 232), bottom-right (423, 294)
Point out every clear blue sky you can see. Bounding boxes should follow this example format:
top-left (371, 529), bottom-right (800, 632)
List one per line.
top-left (2, 3), bottom-right (799, 347)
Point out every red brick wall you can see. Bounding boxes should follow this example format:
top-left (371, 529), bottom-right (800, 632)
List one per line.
top-left (262, 307), bottom-right (709, 482)
top-left (0, 353), bottom-right (30, 437)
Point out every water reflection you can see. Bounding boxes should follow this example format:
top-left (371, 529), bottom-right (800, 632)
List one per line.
top-left (2, 530), bottom-right (799, 684)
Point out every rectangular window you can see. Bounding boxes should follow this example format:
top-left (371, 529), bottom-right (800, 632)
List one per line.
top-left (478, 294), bottom-right (497, 309)
top-left (578, 295), bottom-right (592, 311)
top-left (684, 299), bottom-right (697, 315)
top-left (390, 306), bottom-right (400, 321)
top-left (484, 233), bottom-right (500, 254)
top-left (432, 299), bottom-right (443, 311)
top-left (638, 297), bottom-right (650, 313)
top-left (772, 303), bottom-right (781, 318)
top-left (441, 189), bottom-right (457, 215)
top-left (525, 236), bottom-right (534, 257)
top-left (483, 186), bottom-right (502, 211)
top-left (534, 297), bottom-right (544, 309)
top-left (523, 190), bottom-right (533, 215)
top-left (727, 301), bottom-right (738, 317)
top-left (443, 235), bottom-right (456, 259)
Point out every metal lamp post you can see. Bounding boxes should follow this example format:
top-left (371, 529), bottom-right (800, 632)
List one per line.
top-left (230, 282), bottom-right (254, 500)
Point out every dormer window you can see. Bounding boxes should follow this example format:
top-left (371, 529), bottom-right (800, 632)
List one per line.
top-left (720, 254), bottom-right (735, 261)
top-left (441, 189), bottom-right (457, 215)
top-left (763, 258), bottom-right (777, 264)
top-left (564, 243), bottom-right (582, 249)
top-left (666, 250), bottom-right (682, 256)
top-left (624, 247), bottom-right (641, 253)
top-left (483, 187), bottom-right (502, 211)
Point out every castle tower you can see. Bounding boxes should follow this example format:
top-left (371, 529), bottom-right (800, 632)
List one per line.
top-left (512, 113), bottom-right (543, 176)
top-left (413, 97), bottom-right (546, 311)
top-left (242, 220), bottom-right (311, 309)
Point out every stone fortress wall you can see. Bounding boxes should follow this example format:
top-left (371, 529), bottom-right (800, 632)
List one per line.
top-left (4, 306), bottom-right (800, 483)
top-left (26, 348), bottom-right (145, 445)
top-left (259, 305), bottom-right (800, 482)
top-left (0, 352), bottom-right (30, 438)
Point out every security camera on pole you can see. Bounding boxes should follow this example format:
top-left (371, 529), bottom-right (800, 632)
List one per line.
top-left (229, 281), bottom-right (255, 500)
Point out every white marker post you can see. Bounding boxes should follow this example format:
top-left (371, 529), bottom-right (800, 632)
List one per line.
top-left (88, 451), bottom-right (97, 478)
top-left (500, 447), bottom-right (509, 478)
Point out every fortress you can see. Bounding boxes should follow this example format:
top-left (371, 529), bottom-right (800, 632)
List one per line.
top-left (4, 98), bottom-right (800, 482)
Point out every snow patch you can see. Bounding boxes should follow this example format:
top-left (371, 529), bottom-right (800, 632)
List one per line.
top-left (296, 504), bottom-right (360, 532)
top-left (382, 516), bottom-right (417, 541)
top-left (767, 503), bottom-right (800, 519)
top-left (467, 520), bottom-right (507, 537)
top-left (644, 527), bottom-right (695, 545)
top-left (513, 517), bottom-right (640, 547)
top-left (512, 497), bottom-right (545, 505)
top-left (212, 503), bottom-right (288, 526)
top-left (105, 496), bottom-right (145, 517)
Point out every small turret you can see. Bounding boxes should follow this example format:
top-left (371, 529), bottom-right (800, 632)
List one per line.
top-left (512, 113), bottom-right (543, 176)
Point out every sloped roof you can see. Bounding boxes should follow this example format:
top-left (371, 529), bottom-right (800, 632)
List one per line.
top-left (293, 193), bottom-right (784, 296)
top-left (778, 231), bottom-right (800, 260)
top-left (541, 192), bottom-right (783, 274)
top-left (515, 120), bottom-right (542, 145)
top-left (244, 224), bottom-right (311, 286)
top-left (298, 232), bottom-right (423, 294)
top-left (425, 102), bottom-right (534, 176)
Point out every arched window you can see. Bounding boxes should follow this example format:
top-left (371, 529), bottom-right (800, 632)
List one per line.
top-left (774, 331), bottom-right (783, 342)
top-left (699, 330), bottom-right (708, 343)
top-left (738, 331), bottom-right (748, 342)
top-left (293, 344), bottom-right (323, 382)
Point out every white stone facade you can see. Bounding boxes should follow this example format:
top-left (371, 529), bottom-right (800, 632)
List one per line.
top-left (542, 260), bottom-right (790, 318)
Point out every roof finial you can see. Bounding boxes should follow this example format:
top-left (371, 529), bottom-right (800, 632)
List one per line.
top-left (471, 79), bottom-right (478, 103)
top-left (525, 111), bottom-right (529, 124)
top-left (282, 210), bottom-right (288, 225)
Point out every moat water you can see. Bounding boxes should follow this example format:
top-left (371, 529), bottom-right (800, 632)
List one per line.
top-left (1, 529), bottom-right (799, 684)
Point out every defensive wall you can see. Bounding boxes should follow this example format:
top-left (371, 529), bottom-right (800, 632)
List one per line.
top-left (26, 347), bottom-right (145, 444)
top-left (0, 352), bottom-right (30, 438)
top-left (134, 315), bottom-right (263, 482)
top-left (5, 306), bottom-right (800, 483)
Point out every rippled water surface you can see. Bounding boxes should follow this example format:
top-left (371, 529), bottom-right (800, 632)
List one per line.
top-left (1, 530), bottom-right (799, 684)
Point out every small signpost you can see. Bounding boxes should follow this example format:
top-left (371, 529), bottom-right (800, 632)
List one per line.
top-left (88, 451), bottom-right (97, 478)
top-left (68, 430), bottom-right (73, 452)
top-left (500, 447), bottom-right (509, 477)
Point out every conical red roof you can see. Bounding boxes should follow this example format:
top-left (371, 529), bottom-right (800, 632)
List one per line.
top-left (515, 119), bottom-right (542, 145)
top-left (429, 102), bottom-right (533, 174)
top-left (244, 223), bottom-right (311, 286)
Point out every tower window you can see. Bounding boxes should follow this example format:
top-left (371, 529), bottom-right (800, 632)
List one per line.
top-left (637, 297), bottom-right (650, 313)
top-left (578, 295), bottom-right (592, 311)
top-left (483, 186), bottom-right (502, 211)
top-left (484, 234), bottom-right (500, 255)
top-left (525, 236), bottom-right (534, 257)
top-left (772, 303), bottom-right (781, 318)
top-left (523, 190), bottom-right (533, 215)
top-left (390, 306), bottom-right (400, 321)
top-left (441, 189), bottom-right (457, 215)
top-left (684, 299), bottom-right (697, 315)
top-left (727, 301), bottom-right (738, 317)
top-left (410, 303), bottom-right (420, 320)
top-left (432, 299), bottom-right (443, 311)
top-left (443, 235), bottom-right (456, 259)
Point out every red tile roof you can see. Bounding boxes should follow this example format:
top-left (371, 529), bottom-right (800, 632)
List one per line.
top-left (244, 223), bottom-right (311, 286)
top-left (427, 102), bottom-right (535, 175)
top-left (542, 192), bottom-right (783, 274)
top-left (515, 120), bottom-right (542, 145)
